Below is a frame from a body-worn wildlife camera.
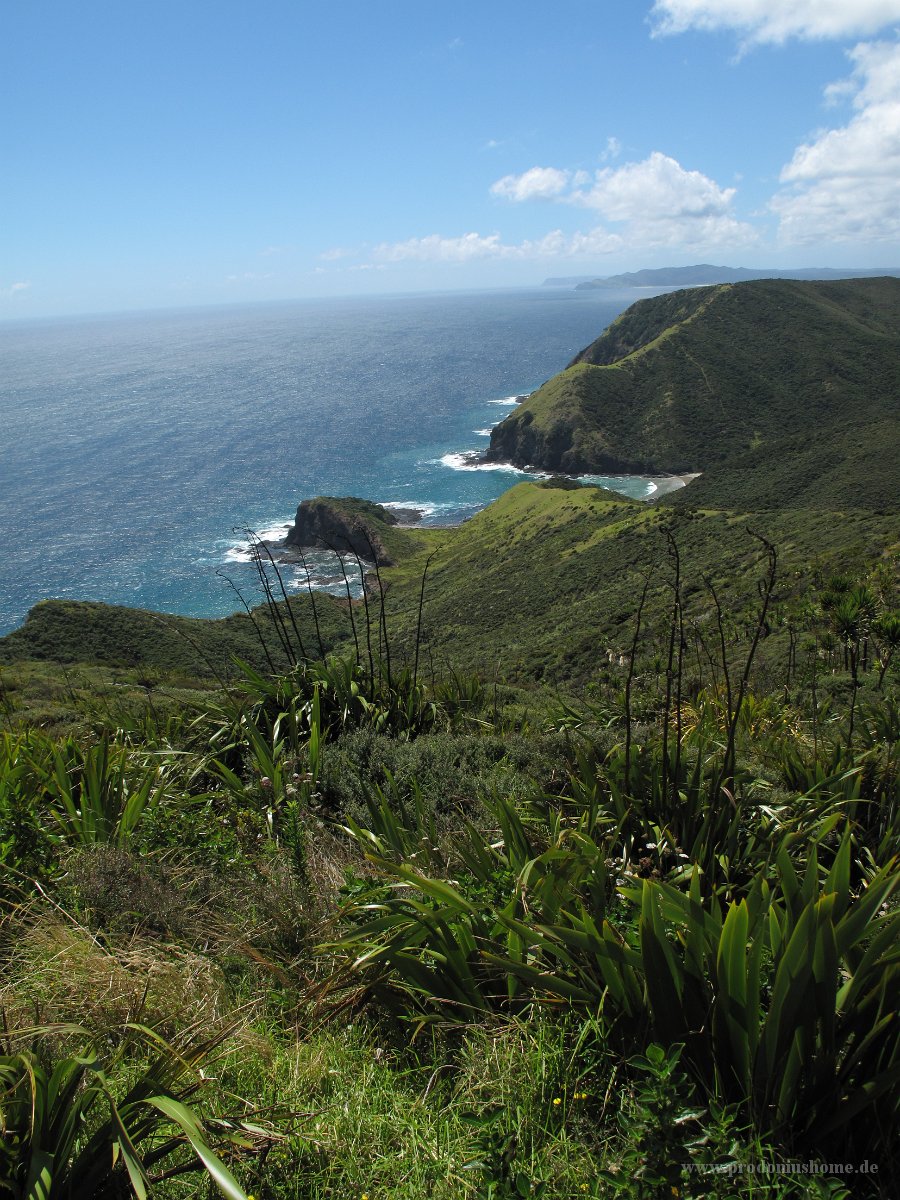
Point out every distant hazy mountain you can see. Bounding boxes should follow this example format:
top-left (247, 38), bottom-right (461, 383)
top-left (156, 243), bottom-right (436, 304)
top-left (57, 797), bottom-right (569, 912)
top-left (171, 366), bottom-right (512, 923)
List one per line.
top-left (571, 264), bottom-right (900, 290)
top-left (542, 275), bottom-right (601, 286)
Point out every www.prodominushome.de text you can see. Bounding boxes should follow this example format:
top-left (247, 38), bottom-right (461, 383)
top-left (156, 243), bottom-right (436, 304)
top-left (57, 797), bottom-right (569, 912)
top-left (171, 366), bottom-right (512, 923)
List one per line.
top-left (687, 1160), bottom-right (879, 1177)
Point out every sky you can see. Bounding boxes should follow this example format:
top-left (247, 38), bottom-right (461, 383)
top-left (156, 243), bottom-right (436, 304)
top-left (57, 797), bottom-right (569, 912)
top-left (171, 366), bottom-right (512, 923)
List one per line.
top-left (3, 0), bottom-right (900, 317)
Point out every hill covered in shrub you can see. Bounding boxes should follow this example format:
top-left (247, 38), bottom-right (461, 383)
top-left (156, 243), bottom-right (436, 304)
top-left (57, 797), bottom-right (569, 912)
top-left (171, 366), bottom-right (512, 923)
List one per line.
top-left (487, 277), bottom-right (900, 511)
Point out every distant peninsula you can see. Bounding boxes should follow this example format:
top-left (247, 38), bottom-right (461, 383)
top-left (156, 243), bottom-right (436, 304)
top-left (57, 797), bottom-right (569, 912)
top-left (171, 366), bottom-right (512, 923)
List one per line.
top-left (568, 263), bottom-right (900, 290)
top-left (488, 276), bottom-right (900, 511)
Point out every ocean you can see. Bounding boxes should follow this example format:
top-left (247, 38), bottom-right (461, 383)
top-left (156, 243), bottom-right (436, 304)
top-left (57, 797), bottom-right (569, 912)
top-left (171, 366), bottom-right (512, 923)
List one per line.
top-left (0, 286), bottom-right (653, 636)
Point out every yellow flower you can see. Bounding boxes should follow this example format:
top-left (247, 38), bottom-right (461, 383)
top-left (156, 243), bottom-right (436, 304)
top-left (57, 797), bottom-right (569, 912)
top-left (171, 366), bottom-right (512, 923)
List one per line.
top-left (552, 1097), bottom-right (562, 1107)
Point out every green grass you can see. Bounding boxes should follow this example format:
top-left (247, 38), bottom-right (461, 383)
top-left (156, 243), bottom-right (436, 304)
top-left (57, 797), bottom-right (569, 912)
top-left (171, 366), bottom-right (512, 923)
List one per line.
top-left (375, 480), bottom-right (900, 686)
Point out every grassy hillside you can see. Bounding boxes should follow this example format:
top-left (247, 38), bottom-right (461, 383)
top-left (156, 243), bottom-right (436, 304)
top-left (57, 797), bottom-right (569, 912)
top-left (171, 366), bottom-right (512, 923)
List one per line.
top-left (487, 277), bottom-right (900, 509)
top-left (665, 415), bottom-right (900, 513)
top-left (4, 476), bottom-right (897, 698)
top-left (380, 479), bottom-right (900, 685)
top-left (0, 595), bottom-right (354, 680)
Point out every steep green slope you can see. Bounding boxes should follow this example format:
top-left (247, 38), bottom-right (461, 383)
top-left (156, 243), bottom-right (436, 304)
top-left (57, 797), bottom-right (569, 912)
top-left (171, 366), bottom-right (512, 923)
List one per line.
top-left (382, 480), bottom-right (900, 685)
top-left (4, 278), bottom-right (899, 691)
top-left (487, 278), bottom-right (900, 508)
top-left (665, 415), bottom-right (900, 513)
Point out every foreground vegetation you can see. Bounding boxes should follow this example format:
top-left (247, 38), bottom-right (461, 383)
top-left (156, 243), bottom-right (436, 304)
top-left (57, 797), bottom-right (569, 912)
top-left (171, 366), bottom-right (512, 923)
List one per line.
top-left (1, 511), bottom-right (897, 1198)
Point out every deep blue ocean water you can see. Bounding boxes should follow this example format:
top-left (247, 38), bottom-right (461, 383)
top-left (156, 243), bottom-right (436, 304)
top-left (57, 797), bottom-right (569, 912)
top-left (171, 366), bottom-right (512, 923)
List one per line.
top-left (0, 286), bottom-right (652, 635)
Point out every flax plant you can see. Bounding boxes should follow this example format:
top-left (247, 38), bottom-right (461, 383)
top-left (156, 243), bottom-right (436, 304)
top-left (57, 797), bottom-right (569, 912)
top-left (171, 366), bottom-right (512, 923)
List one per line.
top-left (0, 1023), bottom-right (255, 1200)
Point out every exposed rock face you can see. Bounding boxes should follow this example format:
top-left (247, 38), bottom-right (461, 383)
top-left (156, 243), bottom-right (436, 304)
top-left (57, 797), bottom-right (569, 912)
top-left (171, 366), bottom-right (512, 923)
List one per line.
top-left (486, 411), bottom-right (653, 475)
top-left (284, 497), bottom-right (397, 564)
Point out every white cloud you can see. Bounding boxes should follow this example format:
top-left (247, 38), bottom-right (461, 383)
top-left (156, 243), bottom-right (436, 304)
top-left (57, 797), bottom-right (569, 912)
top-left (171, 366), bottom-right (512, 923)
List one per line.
top-left (545, 227), bottom-right (625, 255)
top-left (490, 166), bottom-right (573, 201)
top-left (1, 281), bottom-right (30, 297)
top-left (319, 246), bottom-right (355, 261)
top-left (575, 152), bottom-right (736, 219)
top-left (601, 136), bottom-right (623, 161)
top-left (650, 0), bottom-right (900, 44)
top-left (373, 232), bottom-right (511, 263)
top-left (371, 227), bottom-right (623, 264)
top-left (490, 152), bottom-right (758, 249)
top-left (368, 149), bottom-right (759, 271)
top-left (772, 39), bottom-right (900, 242)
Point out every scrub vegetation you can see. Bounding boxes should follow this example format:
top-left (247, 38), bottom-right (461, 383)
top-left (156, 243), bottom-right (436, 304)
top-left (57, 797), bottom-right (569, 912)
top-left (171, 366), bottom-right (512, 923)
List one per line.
top-left (487, 278), bottom-right (900, 511)
top-left (2, 286), bottom-right (899, 1197)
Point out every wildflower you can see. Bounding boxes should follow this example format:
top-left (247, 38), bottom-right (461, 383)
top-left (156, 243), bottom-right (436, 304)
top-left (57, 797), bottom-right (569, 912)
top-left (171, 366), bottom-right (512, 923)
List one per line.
top-left (552, 1097), bottom-right (562, 1107)
top-left (260, 776), bottom-right (273, 789)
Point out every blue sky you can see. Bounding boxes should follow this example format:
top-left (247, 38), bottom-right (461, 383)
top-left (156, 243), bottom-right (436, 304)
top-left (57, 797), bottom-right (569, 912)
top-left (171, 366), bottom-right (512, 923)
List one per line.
top-left (4, 0), bottom-right (900, 316)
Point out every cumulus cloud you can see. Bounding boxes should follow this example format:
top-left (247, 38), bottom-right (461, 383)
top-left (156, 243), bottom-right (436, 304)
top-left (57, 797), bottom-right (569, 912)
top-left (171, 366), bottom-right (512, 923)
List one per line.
top-left (650, 0), bottom-right (900, 44)
top-left (490, 166), bottom-right (574, 201)
top-left (368, 147), bottom-right (760, 270)
top-left (490, 152), bottom-right (757, 249)
top-left (373, 232), bottom-right (510, 263)
top-left (575, 152), bottom-right (736, 219)
top-left (371, 228), bottom-right (623, 264)
top-left (772, 39), bottom-right (900, 242)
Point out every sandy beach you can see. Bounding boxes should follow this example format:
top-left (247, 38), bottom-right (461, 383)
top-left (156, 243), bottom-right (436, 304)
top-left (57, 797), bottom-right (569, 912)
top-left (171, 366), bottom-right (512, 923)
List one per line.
top-left (647, 472), bottom-right (702, 497)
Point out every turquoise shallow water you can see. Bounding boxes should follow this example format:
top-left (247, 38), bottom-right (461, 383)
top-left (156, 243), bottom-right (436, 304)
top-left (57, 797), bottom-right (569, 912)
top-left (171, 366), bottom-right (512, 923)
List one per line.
top-left (0, 286), bottom-right (653, 635)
